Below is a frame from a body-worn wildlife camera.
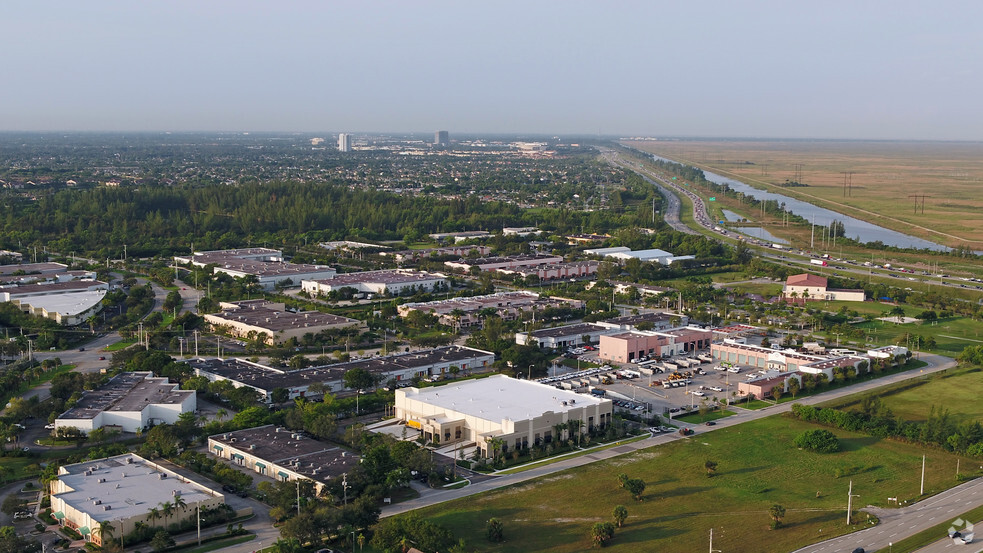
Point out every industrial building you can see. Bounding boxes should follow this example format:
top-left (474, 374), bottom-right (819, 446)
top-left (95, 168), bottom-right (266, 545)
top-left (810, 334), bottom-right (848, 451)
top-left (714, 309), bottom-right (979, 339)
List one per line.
top-left (444, 253), bottom-right (563, 273)
top-left (496, 260), bottom-right (599, 281)
top-left (301, 270), bottom-right (447, 297)
top-left (1, 279), bottom-right (108, 325)
top-left (598, 326), bottom-right (713, 363)
top-left (395, 374), bottom-right (613, 456)
top-left (385, 245), bottom-right (491, 263)
top-left (399, 291), bottom-right (582, 330)
top-left (174, 248), bottom-right (336, 291)
top-left (55, 372), bottom-right (195, 435)
top-left (516, 312), bottom-right (689, 350)
top-left (428, 230), bottom-right (490, 243)
top-left (208, 426), bottom-right (358, 493)
top-left (49, 453), bottom-right (224, 546)
top-left (584, 246), bottom-right (695, 266)
top-left (203, 300), bottom-right (365, 345)
top-left (189, 345), bottom-right (495, 402)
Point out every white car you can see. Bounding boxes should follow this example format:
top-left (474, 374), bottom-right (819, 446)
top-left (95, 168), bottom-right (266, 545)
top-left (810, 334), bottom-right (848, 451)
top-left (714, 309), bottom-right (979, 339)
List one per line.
top-left (692, 391), bottom-right (705, 397)
top-left (710, 386), bottom-right (724, 392)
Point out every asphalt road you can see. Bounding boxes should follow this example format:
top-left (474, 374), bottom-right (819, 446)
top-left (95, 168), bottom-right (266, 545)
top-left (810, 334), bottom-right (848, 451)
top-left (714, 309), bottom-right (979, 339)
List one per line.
top-left (914, 517), bottom-right (983, 553)
top-left (794, 478), bottom-right (983, 553)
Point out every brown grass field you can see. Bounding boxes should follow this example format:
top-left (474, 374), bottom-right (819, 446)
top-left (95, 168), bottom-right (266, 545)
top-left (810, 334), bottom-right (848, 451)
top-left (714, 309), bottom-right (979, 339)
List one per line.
top-left (625, 140), bottom-right (983, 250)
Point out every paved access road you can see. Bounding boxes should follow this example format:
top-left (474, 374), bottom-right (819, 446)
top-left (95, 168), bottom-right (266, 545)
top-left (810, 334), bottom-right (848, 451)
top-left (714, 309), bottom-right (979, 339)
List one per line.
top-left (914, 517), bottom-right (983, 553)
top-left (794, 479), bottom-right (983, 553)
top-left (383, 353), bottom-right (956, 518)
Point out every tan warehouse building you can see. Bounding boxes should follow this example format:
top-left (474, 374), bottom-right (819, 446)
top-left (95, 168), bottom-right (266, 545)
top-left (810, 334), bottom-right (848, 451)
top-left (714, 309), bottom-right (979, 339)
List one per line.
top-left (395, 375), bottom-right (612, 456)
top-left (50, 453), bottom-right (224, 546)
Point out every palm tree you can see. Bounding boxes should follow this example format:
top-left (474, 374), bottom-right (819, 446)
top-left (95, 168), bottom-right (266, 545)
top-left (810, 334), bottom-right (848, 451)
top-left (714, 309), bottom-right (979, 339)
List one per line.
top-left (172, 493), bottom-right (187, 521)
top-left (159, 501), bottom-right (174, 529)
top-left (98, 520), bottom-right (116, 547)
top-left (147, 506), bottom-right (161, 528)
top-left (215, 408), bottom-right (228, 422)
top-left (769, 504), bottom-right (786, 528)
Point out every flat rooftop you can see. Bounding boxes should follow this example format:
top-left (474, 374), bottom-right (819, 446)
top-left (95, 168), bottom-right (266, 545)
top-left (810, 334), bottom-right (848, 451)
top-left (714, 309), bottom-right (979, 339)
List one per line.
top-left (528, 323), bottom-right (604, 339)
top-left (400, 374), bottom-right (609, 423)
top-left (207, 302), bottom-right (360, 331)
top-left (214, 259), bottom-right (335, 277)
top-left (1, 279), bottom-right (105, 296)
top-left (210, 426), bottom-right (358, 484)
top-left (312, 270), bottom-right (442, 286)
top-left (59, 372), bottom-right (192, 421)
top-left (450, 254), bottom-right (561, 266)
top-left (11, 290), bottom-right (107, 317)
top-left (0, 262), bottom-right (67, 275)
top-left (55, 453), bottom-right (220, 524)
top-left (401, 291), bottom-right (540, 314)
top-left (190, 346), bottom-right (494, 391)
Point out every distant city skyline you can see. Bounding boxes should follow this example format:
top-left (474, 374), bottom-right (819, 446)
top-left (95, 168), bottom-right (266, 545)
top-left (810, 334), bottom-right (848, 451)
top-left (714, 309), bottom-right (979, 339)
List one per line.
top-left (3, 1), bottom-right (982, 141)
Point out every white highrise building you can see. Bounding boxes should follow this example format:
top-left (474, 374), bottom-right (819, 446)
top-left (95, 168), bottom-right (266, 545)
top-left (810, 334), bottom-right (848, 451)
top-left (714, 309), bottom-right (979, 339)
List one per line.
top-left (337, 133), bottom-right (352, 152)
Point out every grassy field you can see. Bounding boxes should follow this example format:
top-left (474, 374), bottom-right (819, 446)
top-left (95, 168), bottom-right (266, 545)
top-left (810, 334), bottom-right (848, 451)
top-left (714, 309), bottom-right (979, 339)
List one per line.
top-left (414, 415), bottom-right (980, 553)
top-left (626, 140), bottom-right (983, 249)
top-left (829, 366), bottom-right (983, 426)
top-left (853, 316), bottom-right (983, 356)
top-left (104, 338), bottom-right (137, 352)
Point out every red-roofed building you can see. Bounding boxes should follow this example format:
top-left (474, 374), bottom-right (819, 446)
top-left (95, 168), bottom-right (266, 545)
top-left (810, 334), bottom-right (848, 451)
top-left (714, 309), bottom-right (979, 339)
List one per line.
top-left (782, 273), bottom-right (864, 303)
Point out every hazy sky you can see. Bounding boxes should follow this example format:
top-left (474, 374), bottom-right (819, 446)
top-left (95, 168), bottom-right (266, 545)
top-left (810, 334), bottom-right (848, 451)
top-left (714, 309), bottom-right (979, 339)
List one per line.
top-left (3, 1), bottom-right (981, 140)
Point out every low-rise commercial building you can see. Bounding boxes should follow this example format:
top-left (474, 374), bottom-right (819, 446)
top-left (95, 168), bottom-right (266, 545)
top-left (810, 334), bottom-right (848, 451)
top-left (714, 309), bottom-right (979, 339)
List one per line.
top-left (174, 248), bottom-right (336, 291)
top-left (599, 326), bottom-right (713, 363)
top-left (428, 231), bottom-right (491, 243)
top-left (208, 426), bottom-right (358, 493)
top-left (783, 273), bottom-right (865, 303)
top-left (50, 453), bottom-right (224, 546)
top-left (395, 374), bottom-right (613, 456)
top-left (585, 247), bottom-right (694, 265)
top-left (1, 279), bottom-right (108, 325)
top-left (384, 245), bottom-right (491, 263)
top-left (399, 291), bottom-right (582, 330)
top-left (189, 346), bottom-right (495, 402)
top-left (502, 227), bottom-right (542, 237)
top-left (496, 261), bottom-right (599, 281)
top-left (301, 270), bottom-right (446, 297)
top-left (204, 300), bottom-right (365, 345)
top-left (710, 340), bottom-right (869, 380)
top-left (444, 254), bottom-right (563, 273)
top-left (55, 372), bottom-right (195, 435)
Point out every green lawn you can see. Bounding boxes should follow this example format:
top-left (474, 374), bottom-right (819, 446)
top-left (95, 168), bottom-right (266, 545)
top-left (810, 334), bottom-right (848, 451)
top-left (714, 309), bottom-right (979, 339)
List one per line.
top-left (829, 366), bottom-right (983, 426)
top-left (674, 409), bottom-right (736, 423)
top-left (723, 282), bottom-right (784, 297)
top-left (852, 316), bottom-right (983, 356)
top-left (104, 338), bottom-right (137, 352)
top-left (414, 414), bottom-right (981, 553)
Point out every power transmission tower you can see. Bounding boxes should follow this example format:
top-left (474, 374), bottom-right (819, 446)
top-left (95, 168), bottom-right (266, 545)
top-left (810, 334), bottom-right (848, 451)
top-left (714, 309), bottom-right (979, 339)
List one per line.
top-left (908, 194), bottom-right (929, 214)
top-left (841, 171), bottom-right (855, 197)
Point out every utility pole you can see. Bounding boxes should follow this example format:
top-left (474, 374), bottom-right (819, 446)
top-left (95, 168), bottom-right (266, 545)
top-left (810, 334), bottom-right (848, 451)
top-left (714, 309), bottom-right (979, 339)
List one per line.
top-left (920, 455), bottom-right (926, 495)
top-left (197, 504), bottom-right (201, 545)
top-left (296, 479), bottom-right (301, 516)
top-left (194, 330), bottom-right (199, 357)
top-left (709, 528), bottom-right (721, 553)
top-left (847, 480), bottom-right (859, 525)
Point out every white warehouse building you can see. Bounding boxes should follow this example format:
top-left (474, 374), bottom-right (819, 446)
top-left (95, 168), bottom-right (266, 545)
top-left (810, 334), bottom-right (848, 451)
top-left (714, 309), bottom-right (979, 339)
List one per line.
top-left (55, 372), bottom-right (196, 435)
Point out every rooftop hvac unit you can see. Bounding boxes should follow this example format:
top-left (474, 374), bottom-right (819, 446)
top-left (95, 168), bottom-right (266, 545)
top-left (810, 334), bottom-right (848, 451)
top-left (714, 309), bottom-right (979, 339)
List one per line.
top-left (94, 499), bottom-right (101, 505)
top-left (97, 478), bottom-right (106, 483)
top-left (249, 444), bottom-right (256, 450)
top-left (104, 505), bottom-right (112, 511)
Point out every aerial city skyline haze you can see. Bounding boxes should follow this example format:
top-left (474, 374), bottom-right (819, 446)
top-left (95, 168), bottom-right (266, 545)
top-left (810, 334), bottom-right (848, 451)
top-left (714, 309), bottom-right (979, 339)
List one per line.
top-left (2, 1), bottom-right (981, 140)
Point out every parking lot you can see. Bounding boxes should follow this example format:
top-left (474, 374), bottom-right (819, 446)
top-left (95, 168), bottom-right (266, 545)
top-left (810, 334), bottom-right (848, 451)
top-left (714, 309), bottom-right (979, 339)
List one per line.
top-left (546, 349), bottom-right (754, 419)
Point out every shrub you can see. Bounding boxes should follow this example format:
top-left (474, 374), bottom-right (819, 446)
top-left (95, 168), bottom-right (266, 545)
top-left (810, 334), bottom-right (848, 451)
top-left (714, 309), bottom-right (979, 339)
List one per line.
top-left (794, 429), bottom-right (840, 453)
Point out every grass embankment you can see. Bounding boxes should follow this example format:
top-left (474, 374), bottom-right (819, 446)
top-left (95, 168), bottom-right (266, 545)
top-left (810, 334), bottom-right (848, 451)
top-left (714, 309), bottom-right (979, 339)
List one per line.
top-left (673, 409), bottom-right (736, 423)
top-left (415, 414), bottom-right (980, 553)
top-left (104, 338), bottom-right (137, 352)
